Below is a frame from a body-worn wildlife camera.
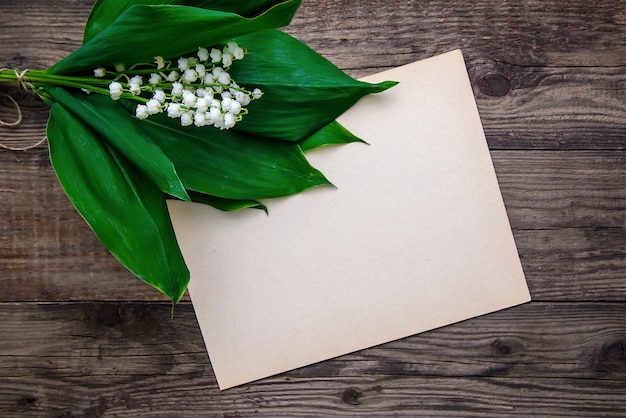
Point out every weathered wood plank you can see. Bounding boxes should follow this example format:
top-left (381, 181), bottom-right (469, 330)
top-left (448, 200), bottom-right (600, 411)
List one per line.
top-left (0, 0), bottom-right (90, 68)
top-left (1, 0), bottom-right (624, 150)
top-left (289, 1), bottom-right (626, 150)
top-left (1, 150), bottom-right (623, 302)
top-left (516, 228), bottom-right (626, 301)
top-left (494, 151), bottom-right (626, 230)
top-left (2, 0), bottom-right (624, 70)
top-left (493, 150), bottom-right (626, 300)
top-left (475, 65), bottom-right (626, 150)
top-left (0, 1), bottom-right (625, 416)
top-left (0, 302), bottom-right (624, 416)
top-left (3, 376), bottom-right (626, 417)
top-left (290, 0), bottom-right (626, 68)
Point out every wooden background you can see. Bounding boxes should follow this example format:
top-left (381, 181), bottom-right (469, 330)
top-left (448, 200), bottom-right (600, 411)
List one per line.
top-left (1, 0), bottom-right (625, 416)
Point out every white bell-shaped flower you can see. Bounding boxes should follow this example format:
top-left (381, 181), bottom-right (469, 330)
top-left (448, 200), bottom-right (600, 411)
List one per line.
top-left (171, 82), bottom-right (183, 97)
top-left (194, 112), bottom-right (207, 127)
top-left (178, 57), bottom-right (190, 71)
top-left (180, 111), bottom-right (193, 127)
top-left (197, 47), bottom-right (209, 62)
top-left (252, 88), bottom-right (263, 99)
top-left (222, 52), bottom-right (233, 68)
top-left (195, 98), bottom-right (209, 113)
top-left (182, 90), bottom-right (196, 107)
top-left (167, 103), bottom-right (182, 118)
top-left (195, 64), bottom-right (206, 78)
top-left (217, 72), bottom-right (230, 86)
top-left (223, 113), bottom-right (236, 129)
top-left (153, 89), bottom-right (166, 104)
top-left (229, 100), bottom-right (242, 115)
top-left (108, 81), bottom-right (123, 100)
top-left (221, 97), bottom-right (233, 112)
top-left (183, 69), bottom-right (198, 84)
top-left (136, 104), bottom-right (149, 119)
top-left (210, 48), bottom-right (222, 63)
top-left (149, 73), bottom-right (162, 85)
top-left (146, 99), bottom-right (161, 115)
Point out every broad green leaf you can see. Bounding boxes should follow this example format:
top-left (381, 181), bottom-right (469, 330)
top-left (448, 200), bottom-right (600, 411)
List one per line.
top-left (137, 112), bottom-right (332, 200)
top-left (47, 103), bottom-right (190, 303)
top-left (84, 0), bottom-right (298, 43)
top-left (50, 1), bottom-right (301, 75)
top-left (298, 120), bottom-right (366, 152)
top-left (43, 87), bottom-right (189, 201)
top-left (229, 29), bottom-right (398, 141)
top-left (187, 191), bottom-right (268, 213)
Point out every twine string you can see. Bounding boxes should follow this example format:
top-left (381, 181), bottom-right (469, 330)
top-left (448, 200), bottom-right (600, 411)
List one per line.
top-left (0, 69), bottom-right (48, 151)
top-left (0, 93), bottom-right (22, 127)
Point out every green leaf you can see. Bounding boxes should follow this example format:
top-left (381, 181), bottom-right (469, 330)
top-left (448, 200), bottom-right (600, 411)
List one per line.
top-left (136, 112), bottom-right (332, 200)
top-left (187, 191), bottom-right (268, 213)
top-left (298, 120), bottom-right (367, 152)
top-left (46, 85), bottom-right (329, 206)
top-left (47, 103), bottom-right (190, 303)
top-left (230, 29), bottom-right (399, 141)
top-left (50, 1), bottom-right (301, 75)
top-left (84, 0), bottom-right (298, 43)
top-left (43, 87), bottom-right (189, 201)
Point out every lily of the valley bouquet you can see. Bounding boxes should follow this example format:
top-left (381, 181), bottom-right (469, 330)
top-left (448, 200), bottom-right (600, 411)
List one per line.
top-left (0, 0), bottom-right (396, 304)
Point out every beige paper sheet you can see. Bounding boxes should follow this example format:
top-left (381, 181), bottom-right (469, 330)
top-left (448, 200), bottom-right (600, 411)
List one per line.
top-left (168, 49), bottom-right (531, 390)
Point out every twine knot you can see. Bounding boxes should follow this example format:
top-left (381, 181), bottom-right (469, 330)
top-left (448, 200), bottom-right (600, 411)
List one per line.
top-left (0, 68), bottom-right (34, 92)
top-left (15, 69), bottom-right (34, 91)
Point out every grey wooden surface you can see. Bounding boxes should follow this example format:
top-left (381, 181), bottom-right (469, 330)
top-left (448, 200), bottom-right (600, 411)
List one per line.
top-left (1, 0), bottom-right (625, 416)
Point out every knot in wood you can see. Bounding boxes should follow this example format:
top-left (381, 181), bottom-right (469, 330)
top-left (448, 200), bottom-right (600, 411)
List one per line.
top-left (595, 340), bottom-right (626, 372)
top-left (342, 387), bottom-right (363, 405)
top-left (603, 341), bottom-right (625, 362)
top-left (478, 74), bottom-right (511, 97)
top-left (17, 396), bottom-right (37, 407)
top-left (492, 339), bottom-right (512, 355)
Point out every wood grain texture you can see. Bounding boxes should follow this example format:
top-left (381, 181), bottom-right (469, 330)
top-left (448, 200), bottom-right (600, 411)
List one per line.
top-left (0, 0), bottom-right (625, 416)
top-left (1, 150), bottom-right (623, 302)
top-left (0, 302), bottom-right (625, 417)
top-left (1, 0), bottom-right (625, 150)
top-left (286, 0), bottom-right (626, 150)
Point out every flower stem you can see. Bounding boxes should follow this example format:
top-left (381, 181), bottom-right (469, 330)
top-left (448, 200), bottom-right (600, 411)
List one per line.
top-left (0, 69), bottom-right (146, 103)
